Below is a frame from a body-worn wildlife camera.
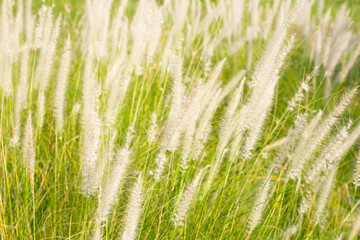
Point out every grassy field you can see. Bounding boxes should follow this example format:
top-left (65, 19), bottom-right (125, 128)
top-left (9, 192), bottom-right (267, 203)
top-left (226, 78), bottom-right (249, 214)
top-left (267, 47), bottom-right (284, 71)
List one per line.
top-left (1, 0), bottom-right (360, 239)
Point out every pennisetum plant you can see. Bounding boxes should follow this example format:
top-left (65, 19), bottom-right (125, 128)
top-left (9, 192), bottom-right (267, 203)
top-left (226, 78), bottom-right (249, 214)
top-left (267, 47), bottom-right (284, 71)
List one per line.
top-left (2, 0), bottom-right (360, 239)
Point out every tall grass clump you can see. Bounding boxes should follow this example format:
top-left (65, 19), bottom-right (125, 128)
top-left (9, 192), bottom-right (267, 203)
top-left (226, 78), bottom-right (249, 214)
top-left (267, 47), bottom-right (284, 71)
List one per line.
top-left (1, 0), bottom-right (360, 239)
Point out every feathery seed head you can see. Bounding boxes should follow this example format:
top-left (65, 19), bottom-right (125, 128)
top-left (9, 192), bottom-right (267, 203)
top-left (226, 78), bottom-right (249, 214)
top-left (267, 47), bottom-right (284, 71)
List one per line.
top-left (173, 167), bottom-right (207, 226)
top-left (23, 113), bottom-right (36, 192)
top-left (120, 172), bottom-right (144, 240)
